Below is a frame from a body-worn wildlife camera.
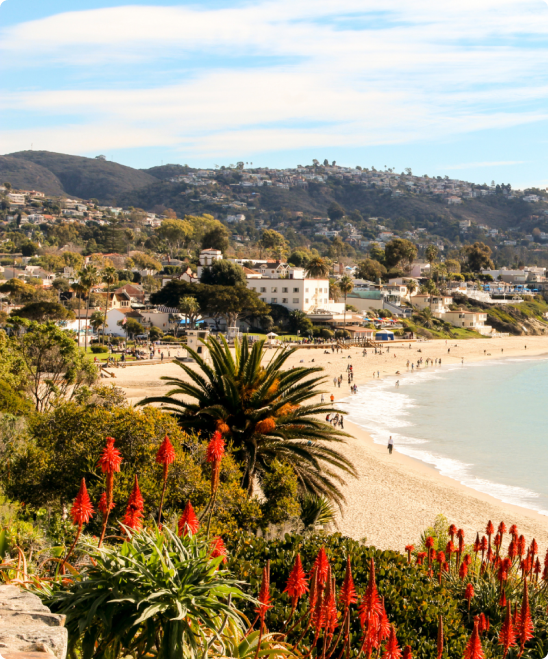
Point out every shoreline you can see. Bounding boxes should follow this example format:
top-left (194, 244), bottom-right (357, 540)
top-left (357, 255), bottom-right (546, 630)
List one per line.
top-left (114, 335), bottom-right (548, 550)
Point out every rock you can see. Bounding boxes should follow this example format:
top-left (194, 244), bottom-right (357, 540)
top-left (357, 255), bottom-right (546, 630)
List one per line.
top-left (0, 586), bottom-right (67, 659)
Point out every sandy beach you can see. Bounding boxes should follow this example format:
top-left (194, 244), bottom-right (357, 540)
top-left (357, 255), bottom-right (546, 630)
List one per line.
top-left (112, 335), bottom-right (548, 552)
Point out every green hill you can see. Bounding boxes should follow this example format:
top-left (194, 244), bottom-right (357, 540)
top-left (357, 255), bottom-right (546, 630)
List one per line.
top-left (2, 151), bottom-right (159, 202)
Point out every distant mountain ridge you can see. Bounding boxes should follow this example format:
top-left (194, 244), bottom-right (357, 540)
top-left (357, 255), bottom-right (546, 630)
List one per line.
top-left (1, 151), bottom-right (159, 202)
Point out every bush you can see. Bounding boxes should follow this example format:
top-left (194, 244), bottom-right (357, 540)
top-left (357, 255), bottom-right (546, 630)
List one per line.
top-left (90, 344), bottom-right (108, 353)
top-left (320, 328), bottom-right (334, 339)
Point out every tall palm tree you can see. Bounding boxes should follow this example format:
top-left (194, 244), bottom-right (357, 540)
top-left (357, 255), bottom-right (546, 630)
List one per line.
top-left (90, 310), bottom-right (105, 337)
top-left (338, 275), bottom-right (354, 342)
top-left (305, 256), bottom-right (330, 279)
top-left (72, 282), bottom-right (87, 348)
top-left (138, 336), bottom-right (356, 507)
top-left (101, 266), bottom-right (118, 343)
top-left (78, 265), bottom-right (100, 352)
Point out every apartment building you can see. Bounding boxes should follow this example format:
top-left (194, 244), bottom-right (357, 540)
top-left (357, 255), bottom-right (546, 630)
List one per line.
top-left (247, 274), bottom-right (343, 314)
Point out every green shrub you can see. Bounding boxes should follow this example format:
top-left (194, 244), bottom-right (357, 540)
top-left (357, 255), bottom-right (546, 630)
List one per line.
top-left (90, 344), bottom-right (108, 353)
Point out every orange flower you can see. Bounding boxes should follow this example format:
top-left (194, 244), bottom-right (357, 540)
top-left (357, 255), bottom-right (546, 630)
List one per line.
top-left (178, 501), bottom-right (199, 536)
top-left (255, 418), bottom-right (276, 434)
top-left (156, 435), bottom-right (175, 466)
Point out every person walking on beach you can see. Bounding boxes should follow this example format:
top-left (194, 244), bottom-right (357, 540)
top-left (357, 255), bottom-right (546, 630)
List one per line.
top-left (321, 394), bottom-right (324, 403)
top-left (388, 436), bottom-right (394, 455)
top-left (330, 394), bottom-right (335, 403)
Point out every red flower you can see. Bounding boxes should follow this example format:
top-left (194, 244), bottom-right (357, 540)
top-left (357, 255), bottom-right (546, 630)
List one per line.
top-left (465, 583), bottom-right (474, 609)
top-left (358, 558), bottom-right (382, 630)
top-left (425, 536), bottom-right (435, 549)
top-left (508, 539), bottom-right (517, 560)
top-left (97, 436), bottom-right (122, 474)
top-left (70, 478), bottom-right (94, 526)
top-left (383, 625), bottom-right (402, 659)
top-left (478, 613), bottom-right (488, 634)
top-left (255, 563), bottom-right (272, 622)
top-left (98, 492), bottom-right (114, 515)
top-left (156, 435), bottom-right (176, 466)
top-left (436, 615), bottom-right (443, 660)
top-left (509, 524), bottom-right (518, 538)
top-left (499, 590), bottom-right (507, 608)
top-left (498, 521), bottom-right (507, 536)
top-left (378, 598), bottom-right (391, 643)
top-left (122, 475), bottom-right (144, 530)
top-left (312, 546), bottom-right (330, 585)
top-left (480, 536), bottom-right (487, 552)
top-left (402, 646), bottom-right (413, 659)
top-left (178, 501), bottom-right (199, 536)
top-left (210, 536), bottom-right (227, 563)
top-left (437, 551), bottom-right (446, 565)
top-left (448, 524), bottom-right (457, 540)
top-left (405, 545), bottom-right (414, 563)
top-left (322, 569), bottom-right (338, 635)
top-left (459, 561), bottom-right (468, 580)
top-left (463, 553), bottom-right (472, 566)
top-left (416, 552), bottom-right (427, 565)
top-left (486, 520), bottom-right (494, 537)
top-left (530, 538), bottom-right (538, 558)
top-left (517, 577), bottom-right (534, 655)
top-left (473, 534), bottom-right (480, 553)
top-left (498, 601), bottom-right (516, 658)
top-left (339, 555), bottom-right (357, 608)
top-left (463, 616), bottom-right (485, 659)
top-left (284, 554), bottom-right (308, 605)
top-left (206, 431), bottom-right (225, 463)
top-left (517, 535), bottom-right (526, 558)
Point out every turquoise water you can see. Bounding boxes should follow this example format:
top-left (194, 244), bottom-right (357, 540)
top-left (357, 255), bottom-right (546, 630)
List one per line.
top-left (339, 358), bottom-right (548, 516)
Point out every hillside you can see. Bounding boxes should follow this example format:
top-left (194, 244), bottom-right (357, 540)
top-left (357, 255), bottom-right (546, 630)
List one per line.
top-left (0, 155), bottom-right (65, 196)
top-left (2, 151), bottom-right (159, 202)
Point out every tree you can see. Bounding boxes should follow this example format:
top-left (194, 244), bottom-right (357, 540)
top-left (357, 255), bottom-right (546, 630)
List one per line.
top-left (356, 259), bottom-right (386, 282)
top-left (200, 260), bottom-right (246, 286)
top-left (79, 265), bottom-right (101, 352)
top-left (258, 230), bottom-right (287, 259)
top-left (178, 297), bottom-right (200, 331)
top-left (0, 278), bottom-right (38, 304)
top-left (72, 281), bottom-right (86, 347)
top-left (120, 317), bottom-right (145, 339)
top-left (139, 337), bottom-right (356, 505)
top-left (329, 278), bottom-right (340, 302)
top-left (20, 240), bottom-right (39, 257)
top-left (369, 243), bottom-right (386, 264)
top-left (157, 218), bottom-right (193, 255)
top-left (14, 301), bottom-right (75, 322)
top-left (464, 242), bottom-right (495, 272)
top-left (425, 245), bottom-right (438, 274)
top-left (384, 238), bottom-right (417, 272)
top-left (90, 310), bottom-right (105, 335)
top-left (288, 310), bottom-right (314, 336)
top-left (338, 275), bottom-right (354, 335)
top-left (52, 277), bottom-right (70, 302)
top-left (305, 257), bottom-right (330, 278)
top-left (288, 250), bottom-right (311, 268)
top-left (201, 225), bottom-right (230, 253)
top-left (7, 320), bottom-right (97, 412)
top-left (200, 286), bottom-right (269, 330)
top-left (327, 202), bottom-right (345, 221)
top-left (101, 266), bottom-right (118, 343)
top-left (141, 275), bottom-right (161, 295)
top-left (129, 252), bottom-right (162, 272)
top-left (445, 259), bottom-right (461, 275)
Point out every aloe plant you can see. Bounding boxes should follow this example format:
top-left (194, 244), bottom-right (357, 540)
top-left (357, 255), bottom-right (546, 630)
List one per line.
top-left (35, 526), bottom-right (253, 659)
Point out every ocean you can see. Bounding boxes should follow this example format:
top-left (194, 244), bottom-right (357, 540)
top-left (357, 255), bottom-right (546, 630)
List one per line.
top-left (339, 357), bottom-right (548, 516)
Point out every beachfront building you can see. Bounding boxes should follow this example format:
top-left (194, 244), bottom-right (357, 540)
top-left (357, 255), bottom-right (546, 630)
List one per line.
top-left (307, 311), bottom-right (374, 339)
top-left (197, 248), bottom-right (223, 278)
top-left (410, 294), bottom-right (453, 317)
top-left (442, 310), bottom-right (492, 335)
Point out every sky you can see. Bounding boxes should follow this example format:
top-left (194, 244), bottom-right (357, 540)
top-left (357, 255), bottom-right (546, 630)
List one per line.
top-left (0, 0), bottom-right (547, 188)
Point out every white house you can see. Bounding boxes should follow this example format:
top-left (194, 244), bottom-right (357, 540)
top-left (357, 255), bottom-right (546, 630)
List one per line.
top-left (197, 248), bottom-right (223, 278)
top-left (442, 310), bottom-right (492, 335)
top-left (247, 276), bottom-right (343, 314)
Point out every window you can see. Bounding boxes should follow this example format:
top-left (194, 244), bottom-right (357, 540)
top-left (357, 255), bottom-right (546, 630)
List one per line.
top-left (249, 286), bottom-right (255, 291)
top-left (271, 298), bottom-right (277, 303)
top-left (305, 288), bottom-right (309, 293)
top-left (271, 287), bottom-right (278, 293)
top-left (293, 287), bottom-right (299, 293)
top-left (292, 298), bottom-right (299, 303)
top-left (261, 298), bottom-right (266, 302)
top-left (282, 287), bottom-right (288, 293)
top-left (305, 298), bottom-right (309, 304)
top-left (283, 298), bottom-right (288, 303)
top-left (260, 287), bottom-right (266, 293)
top-left (197, 346), bottom-right (203, 354)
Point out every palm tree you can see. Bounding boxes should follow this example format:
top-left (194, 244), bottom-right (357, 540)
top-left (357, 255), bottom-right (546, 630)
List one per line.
top-left (306, 256), bottom-right (330, 279)
top-left (90, 310), bottom-right (105, 337)
top-left (72, 282), bottom-right (87, 348)
top-left (138, 336), bottom-right (356, 507)
top-left (329, 278), bottom-right (340, 302)
top-left (101, 266), bottom-right (118, 343)
top-left (338, 275), bottom-right (354, 342)
top-left (78, 265), bottom-right (100, 352)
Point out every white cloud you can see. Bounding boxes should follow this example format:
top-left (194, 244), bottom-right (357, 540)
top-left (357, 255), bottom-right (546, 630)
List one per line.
top-left (1, 0), bottom-right (548, 159)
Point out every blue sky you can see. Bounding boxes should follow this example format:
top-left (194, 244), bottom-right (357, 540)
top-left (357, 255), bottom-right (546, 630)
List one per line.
top-left (1, 0), bottom-right (548, 188)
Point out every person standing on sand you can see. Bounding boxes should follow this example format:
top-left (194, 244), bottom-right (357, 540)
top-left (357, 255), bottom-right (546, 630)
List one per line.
top-left (321, 394), bottom-right (324, 403)
top-left (388, 436), bottom-right (394, 454)
top-left (330, 394), bottom-right (335, 403)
